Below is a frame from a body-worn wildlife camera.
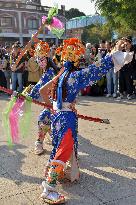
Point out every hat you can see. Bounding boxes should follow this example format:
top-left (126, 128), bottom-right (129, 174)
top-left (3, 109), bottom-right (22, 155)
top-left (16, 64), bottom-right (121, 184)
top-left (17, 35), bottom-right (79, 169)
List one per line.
top-left (61, 38), bottom-right (85, 64)
top-left (34, 41), bottom-right (50, 57)
top-left (86, 43), bottom-right (91, 49)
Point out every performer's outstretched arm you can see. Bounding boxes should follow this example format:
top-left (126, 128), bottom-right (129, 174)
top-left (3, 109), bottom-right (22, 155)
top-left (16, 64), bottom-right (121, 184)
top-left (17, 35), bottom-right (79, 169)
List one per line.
top-left (72, 55), bottom-right (113, 91)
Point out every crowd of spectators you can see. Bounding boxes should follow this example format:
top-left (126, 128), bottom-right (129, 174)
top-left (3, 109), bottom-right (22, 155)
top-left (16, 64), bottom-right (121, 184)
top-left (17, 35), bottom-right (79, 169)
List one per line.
top-left (81, 36), bottom-right (136, 100)
top-left (0, 41), bottom-right (48, 94)
top-left (0, 37), bottom-right (136, 100)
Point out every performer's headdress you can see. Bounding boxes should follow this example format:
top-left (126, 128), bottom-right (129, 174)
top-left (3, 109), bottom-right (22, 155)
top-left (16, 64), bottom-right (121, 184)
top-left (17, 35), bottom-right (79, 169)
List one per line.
top-left (34, 41), bottom-right (50, 58)
top-left (61, 38), bottom-right (85, 66)
top-left (52, 38), bottom-right (85, 109)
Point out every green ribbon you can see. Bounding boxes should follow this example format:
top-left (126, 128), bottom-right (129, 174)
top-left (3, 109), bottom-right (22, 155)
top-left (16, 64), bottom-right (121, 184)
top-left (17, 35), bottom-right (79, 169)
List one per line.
top-left (19, 95), bottom-right (32, 139)
top-left (2, 97), bottom-right (17, 147)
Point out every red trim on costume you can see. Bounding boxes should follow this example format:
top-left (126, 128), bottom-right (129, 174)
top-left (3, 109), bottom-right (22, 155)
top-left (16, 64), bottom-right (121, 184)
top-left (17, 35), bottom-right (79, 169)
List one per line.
top-left (54, 128), bottom-right (74, 163)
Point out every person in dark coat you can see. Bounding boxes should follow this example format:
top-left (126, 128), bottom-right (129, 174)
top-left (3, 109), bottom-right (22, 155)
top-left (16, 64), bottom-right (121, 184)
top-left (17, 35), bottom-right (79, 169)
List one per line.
top-left (119, 36), bottom-right (136, 100)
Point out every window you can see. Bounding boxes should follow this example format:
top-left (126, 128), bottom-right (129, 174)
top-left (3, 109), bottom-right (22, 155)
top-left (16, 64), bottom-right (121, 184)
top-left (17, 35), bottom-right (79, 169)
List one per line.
top-left (0, 17), bottom-right (12, 27)
top-left (28, 19), bottom-right (38, 29)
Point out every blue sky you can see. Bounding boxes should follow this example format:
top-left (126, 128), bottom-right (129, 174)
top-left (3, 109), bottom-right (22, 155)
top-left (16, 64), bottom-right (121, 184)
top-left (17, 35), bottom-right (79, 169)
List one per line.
top-left (41, 0), bottom-right (96, 15)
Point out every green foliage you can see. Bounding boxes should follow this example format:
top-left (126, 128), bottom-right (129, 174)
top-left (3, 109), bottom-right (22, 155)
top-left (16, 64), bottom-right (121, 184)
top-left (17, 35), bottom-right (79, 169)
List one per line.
top-left (65, 8), bottom-right (86, 20)
top-left (91, 0), bottom-right (136, 35)
top-left (81, 23), bottom-right (112, 43)
top-left (81, 28), bottom-right (91, 43)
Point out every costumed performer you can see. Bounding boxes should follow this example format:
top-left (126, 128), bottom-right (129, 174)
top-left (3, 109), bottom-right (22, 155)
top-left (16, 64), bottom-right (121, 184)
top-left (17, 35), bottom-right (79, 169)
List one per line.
top-left (28, 41), bottom-right (59, 155)
top-left (39, 38), bottom-right (114, 204)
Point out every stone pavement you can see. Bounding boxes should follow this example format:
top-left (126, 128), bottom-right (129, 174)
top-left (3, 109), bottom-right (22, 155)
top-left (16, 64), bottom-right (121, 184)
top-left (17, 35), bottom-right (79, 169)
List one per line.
top-left (0, 94), bottom-right (136, 205)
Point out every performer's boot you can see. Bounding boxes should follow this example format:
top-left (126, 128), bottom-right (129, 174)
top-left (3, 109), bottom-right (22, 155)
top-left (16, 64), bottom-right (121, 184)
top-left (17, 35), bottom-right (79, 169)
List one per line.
top-left (34, 123), bottom-right (50, 155)
top-left (34, 139), bottom-right (44, 155)
top-left (44, 151), bottom-right (80, 182)
top-left (41, 160), bottom-right (65, 204)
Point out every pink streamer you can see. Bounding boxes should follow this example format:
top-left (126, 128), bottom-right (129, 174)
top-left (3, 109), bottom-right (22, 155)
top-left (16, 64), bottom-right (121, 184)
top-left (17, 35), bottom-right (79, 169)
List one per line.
top-left (42, 16), bottom-right (64, 29)
top-left (9, 98), bottom-right (25, 144)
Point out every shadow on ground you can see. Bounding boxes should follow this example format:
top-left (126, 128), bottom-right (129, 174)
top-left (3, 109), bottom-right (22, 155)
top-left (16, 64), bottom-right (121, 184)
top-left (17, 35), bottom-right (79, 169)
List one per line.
top-left (61, 135), bottom-right (136, 204)
top-left (0, 144), bottom-right (44, 185)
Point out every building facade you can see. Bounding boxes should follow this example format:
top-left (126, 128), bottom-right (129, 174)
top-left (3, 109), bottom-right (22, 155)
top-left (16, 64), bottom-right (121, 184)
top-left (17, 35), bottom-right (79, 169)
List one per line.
top-left (0, 0), bottom-right (66, 46)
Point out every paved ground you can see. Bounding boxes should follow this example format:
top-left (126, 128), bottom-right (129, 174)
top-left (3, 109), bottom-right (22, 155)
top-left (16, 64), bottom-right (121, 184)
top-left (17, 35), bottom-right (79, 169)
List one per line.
top-left (0, 93), bottom-right (136, 205)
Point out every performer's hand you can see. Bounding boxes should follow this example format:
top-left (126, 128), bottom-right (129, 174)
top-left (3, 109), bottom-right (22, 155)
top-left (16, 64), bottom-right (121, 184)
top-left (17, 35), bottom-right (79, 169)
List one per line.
top-left (21, 85), bottom-right (33, 96)
top-left (69, 102), bottom-right (77, 113)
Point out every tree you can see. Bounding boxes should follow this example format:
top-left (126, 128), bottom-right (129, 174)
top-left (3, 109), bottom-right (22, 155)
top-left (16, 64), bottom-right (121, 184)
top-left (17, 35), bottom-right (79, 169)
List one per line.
top-left (65, 8), bottom-right (86, 20)
top-left (81, 28), bottom-right (91, 43)
top-left (81, 23), bottom-right (112, 44)
top-left (90, 0), bottom-right (136, 35)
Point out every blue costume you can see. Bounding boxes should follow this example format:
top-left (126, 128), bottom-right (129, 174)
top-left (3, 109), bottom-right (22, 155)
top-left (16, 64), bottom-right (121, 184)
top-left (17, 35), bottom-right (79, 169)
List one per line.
top-left (40, 36), bottom-right (114, 204)
top-left (49, 55), bottom-right (113, 162)
top-left (41, 55), bottom-right (114, 204)
top-left (29, 67), bottom-right (56, 139)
